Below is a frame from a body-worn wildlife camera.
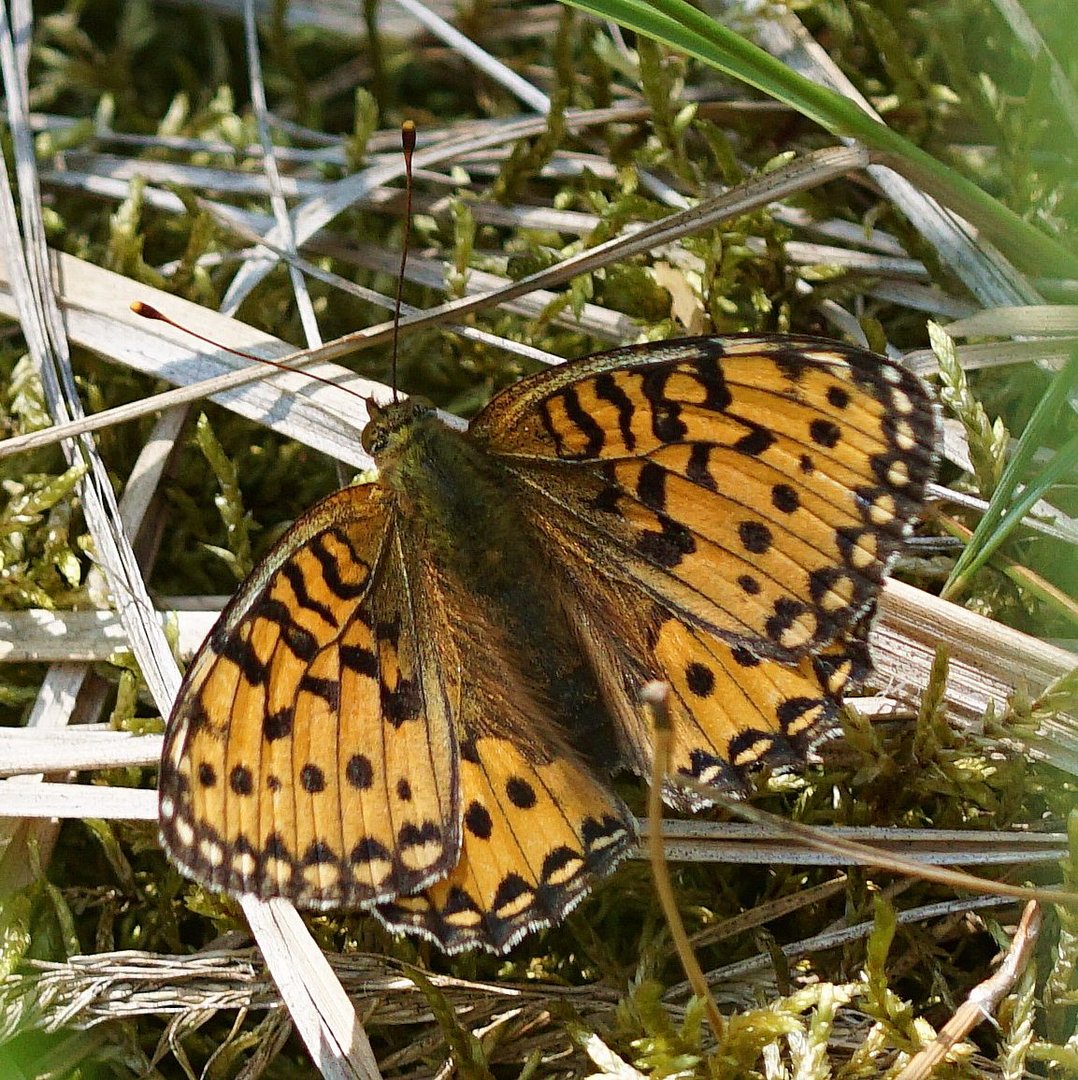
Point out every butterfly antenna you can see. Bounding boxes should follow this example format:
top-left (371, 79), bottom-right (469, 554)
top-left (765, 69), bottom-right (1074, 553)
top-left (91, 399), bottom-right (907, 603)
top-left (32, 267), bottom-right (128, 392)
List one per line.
top-left (129, 304), bottom-right (372, 407)
top-left (392, 120), bottom-right (417, 405)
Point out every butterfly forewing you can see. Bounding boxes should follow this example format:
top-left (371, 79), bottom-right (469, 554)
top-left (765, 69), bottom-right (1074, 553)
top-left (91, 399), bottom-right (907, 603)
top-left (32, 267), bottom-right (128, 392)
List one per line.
top-left (159, 484), bottom-right (460, 908)
top-left (473, 335), bottom-right (937, 660)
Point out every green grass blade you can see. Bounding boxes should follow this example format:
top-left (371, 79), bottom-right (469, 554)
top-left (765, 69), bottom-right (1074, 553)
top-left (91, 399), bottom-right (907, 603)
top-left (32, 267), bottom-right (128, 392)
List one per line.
top-left (943, 341), bottom-right (1078, 602)
top-left (560, 0), bottom-right (1078, 278)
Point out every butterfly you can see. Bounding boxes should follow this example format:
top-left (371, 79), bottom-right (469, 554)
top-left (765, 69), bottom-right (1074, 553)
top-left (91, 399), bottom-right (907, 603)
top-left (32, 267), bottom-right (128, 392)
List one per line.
top-left (158, 333), bottom-right (938, 955)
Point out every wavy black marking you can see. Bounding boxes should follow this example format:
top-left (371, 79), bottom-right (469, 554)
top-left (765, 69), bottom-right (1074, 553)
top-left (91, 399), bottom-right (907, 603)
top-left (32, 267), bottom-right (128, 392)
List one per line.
top-left (282, 560), bottom-right (337, 626)
top-left (640, 368), bottom-right (687, 443)
top-left (593, 370), bottom-right (636, 451)
top-left (317, 530), bottom-right (370, 599)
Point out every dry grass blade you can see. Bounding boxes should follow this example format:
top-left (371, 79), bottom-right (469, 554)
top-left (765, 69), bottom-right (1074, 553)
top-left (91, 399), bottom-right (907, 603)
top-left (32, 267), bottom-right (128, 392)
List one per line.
top-left (753, 5), bottom-right (1043, 307)
top-left (4, 145), bottom-right (879, 472)
top-left (642, 681), bottom-right (724, 1043)
top-left (894, 901), bottom-right (1043, 1080)
top-left (875, 580), bottom-right (1075, 733)
top-left (242, 898), bottom-right (381, 1080)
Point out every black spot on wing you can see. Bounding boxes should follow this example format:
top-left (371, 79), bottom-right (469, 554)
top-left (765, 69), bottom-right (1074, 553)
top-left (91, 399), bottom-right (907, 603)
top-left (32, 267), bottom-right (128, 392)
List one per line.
top-left (382, 677), bottom-right (422, 727)
top-left (263, 708), bottom-right (294, 742)
top-left (810, 418), bottom-right (841, 448)
top-left (300, 763), bottom-right (326, 793)
top-left (637, 513), bottom-right (696, 567)
top-left (636, 461), bottom-right (667, 512)
top-left (772, 484), bottom-right (800, 513)
top-left (827, 385), bottom-right (850, 409)
top-left (465, 800), bottom-right (493, 839)
top-left (685, 661), bottom-right (715, 697)
top-left (230, 765), bottom-right (253, 795)
top-left (346, 754), bottom-right (374, 789)
top-left (505, 776), bottom-right (537, 809)
top-left (737, 573), bottom-right (761, 595)
top-left (738, 520), bottom-right (772, 554)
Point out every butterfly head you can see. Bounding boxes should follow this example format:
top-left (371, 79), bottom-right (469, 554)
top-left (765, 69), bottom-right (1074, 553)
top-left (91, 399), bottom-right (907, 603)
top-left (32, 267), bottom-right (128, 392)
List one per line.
top-left (362, 395), bottom-right (437, 462)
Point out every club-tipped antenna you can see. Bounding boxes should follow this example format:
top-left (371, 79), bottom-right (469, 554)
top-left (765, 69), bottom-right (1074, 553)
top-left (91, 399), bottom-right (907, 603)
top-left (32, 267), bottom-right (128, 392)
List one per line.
top-left (392, 120), bottom-right (417, 404)
top-left (132, 124), bottom-right (420, 422)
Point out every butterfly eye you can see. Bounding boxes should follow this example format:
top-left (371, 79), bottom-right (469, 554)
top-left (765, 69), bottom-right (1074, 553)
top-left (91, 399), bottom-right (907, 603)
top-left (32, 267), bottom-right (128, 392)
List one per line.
top-left (361, 419), bottom-right (386, 456)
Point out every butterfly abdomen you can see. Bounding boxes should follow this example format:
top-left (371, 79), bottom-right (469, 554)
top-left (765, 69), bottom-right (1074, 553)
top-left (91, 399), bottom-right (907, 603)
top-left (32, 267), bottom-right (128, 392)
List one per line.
top-left (375, 406), bottom-right (621, 764)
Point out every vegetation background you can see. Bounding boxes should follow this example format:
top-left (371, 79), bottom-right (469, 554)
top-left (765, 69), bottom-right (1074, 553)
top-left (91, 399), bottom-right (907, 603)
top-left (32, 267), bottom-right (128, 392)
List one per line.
top-left (0, 1), bottom-right (1075, 1078)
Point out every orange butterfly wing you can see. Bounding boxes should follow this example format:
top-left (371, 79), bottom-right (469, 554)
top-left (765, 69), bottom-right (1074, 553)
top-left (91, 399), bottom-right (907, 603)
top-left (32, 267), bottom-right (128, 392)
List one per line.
top-left (159, 333), bottom-right (937, 952)
top-left (159, 483), bottom-right (460, 908)
top-left (473, 335), bottom-right (936, 659)
top-left (372, 546), bottom-right (635, 954)
top-left (472, 335), bottom-right (936, 801)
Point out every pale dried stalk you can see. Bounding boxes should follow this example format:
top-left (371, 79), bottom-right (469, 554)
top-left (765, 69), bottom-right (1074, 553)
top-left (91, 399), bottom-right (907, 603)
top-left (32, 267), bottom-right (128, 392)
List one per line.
top-left (894, 902), bottom-right (1042, 1080)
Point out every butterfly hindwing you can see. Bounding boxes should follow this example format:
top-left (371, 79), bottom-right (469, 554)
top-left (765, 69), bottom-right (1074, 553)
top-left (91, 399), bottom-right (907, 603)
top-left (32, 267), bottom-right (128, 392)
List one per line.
top-left (533, 547), bottom-right (869, 809)
top-left (375, 733), bottom-right (633, 954)
top-left (372, 543), bottom-right (636, 953)
top-left (644, 608), bottom-right (872, 808)
top-left (159, 483), bottom-right (460, 908)
top-left (473, 335), bottom-right (937, 660)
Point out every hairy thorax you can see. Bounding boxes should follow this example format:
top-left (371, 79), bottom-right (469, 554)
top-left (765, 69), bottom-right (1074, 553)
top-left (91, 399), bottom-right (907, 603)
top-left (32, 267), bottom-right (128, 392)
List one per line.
top-left (366, 398), bottom-right (613, 755)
